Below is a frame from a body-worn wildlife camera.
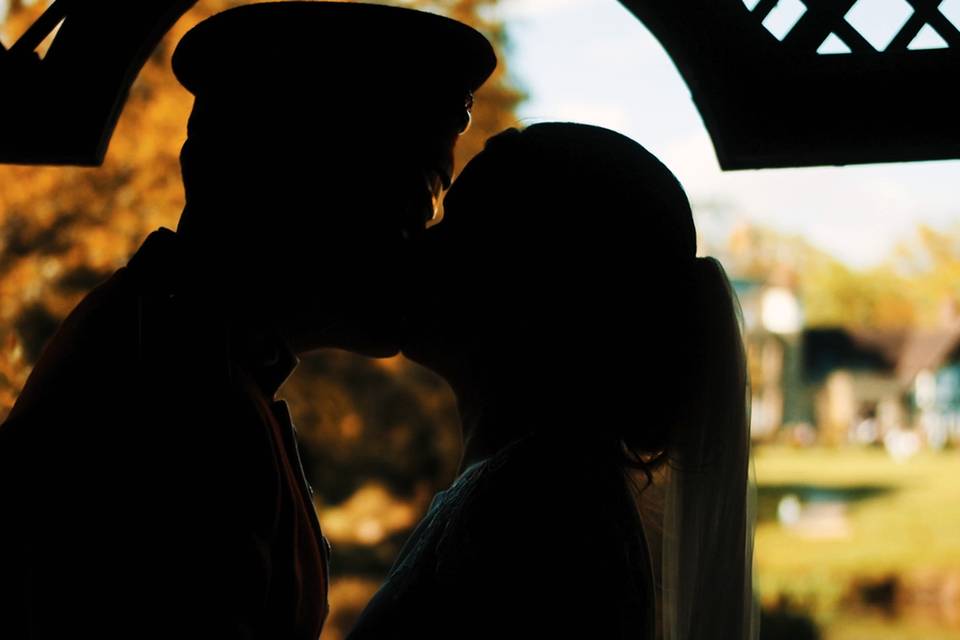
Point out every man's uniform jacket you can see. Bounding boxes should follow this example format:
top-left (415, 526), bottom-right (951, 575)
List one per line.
top-left (0, 227), bottom-right (329, 639)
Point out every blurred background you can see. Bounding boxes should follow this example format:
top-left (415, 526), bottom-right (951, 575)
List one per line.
top-left (2, 1), bottom-right (959, 638)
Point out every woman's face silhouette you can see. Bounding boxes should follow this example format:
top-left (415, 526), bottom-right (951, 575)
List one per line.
top-left (400, 139), bottom-right (523, 380)
top-left (178, 107), bottom-right (472, 359)
top-left (401, 123), bottom-right (700, 391)
top-left (264, 132), bottom-right (462, 358)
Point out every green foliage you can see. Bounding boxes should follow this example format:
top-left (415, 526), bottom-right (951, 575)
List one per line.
top-left (755, 446), bottom-right (960, 625)
top-left (725, 221), bottom-right (960, 330)
top-left (892, 223), bottom-right (960, 326)
top-left (802, 223), bottom-right (960, 330)
top-left (801, 261), bottom-right (916, 329)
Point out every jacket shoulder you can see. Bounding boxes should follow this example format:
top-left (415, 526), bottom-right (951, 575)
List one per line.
top-left (4, 267), bottom-right (140, 424)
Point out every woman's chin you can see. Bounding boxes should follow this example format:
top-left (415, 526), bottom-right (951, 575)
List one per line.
top-left (400, 332), bottom-right (459, 381)
top-left (300, 326), bottom-right (403, 359)
top-left (399, 335), bottom-right (439, 371)
top-left (399, 341), bottom-right (426, 367)
top-left (341, 335), bottom-right (403, 359)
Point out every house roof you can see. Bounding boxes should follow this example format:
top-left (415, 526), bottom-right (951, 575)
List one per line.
top-left (895, 319), bottom-right (960, 386)
top-left (803, 328), bottom-right (908, 384)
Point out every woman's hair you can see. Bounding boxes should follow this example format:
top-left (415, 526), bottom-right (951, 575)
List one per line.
top-left (449, 124), bottom-right (756, 639)
top-left (626, 256), bottom-right (748, 487)
top-left (456, 123), bottom-right (748, 485)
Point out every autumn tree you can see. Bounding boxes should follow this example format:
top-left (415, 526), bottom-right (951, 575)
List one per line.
top-left (798, 224), bottom-right (960, 331)
top-left (725, 220), bottom-right (918, 330)
top-left (891, 223), bottom-right (960, 326)
top-left (2, 7), bottom-right (521, 635)
top-left (0, 0), bottom-right (523, 430)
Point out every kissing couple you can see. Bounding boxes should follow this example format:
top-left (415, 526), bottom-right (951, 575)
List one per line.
top-left (0, 3), bottom-right (756, 639)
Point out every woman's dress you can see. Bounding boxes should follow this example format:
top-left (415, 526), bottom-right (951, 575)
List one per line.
top-left (348, 431), bottom-right (656, 639)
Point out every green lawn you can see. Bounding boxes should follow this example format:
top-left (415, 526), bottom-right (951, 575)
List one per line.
top-left (753, 445), bottom-right (960, 636)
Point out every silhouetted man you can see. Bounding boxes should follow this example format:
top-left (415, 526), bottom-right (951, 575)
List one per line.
top-left (0, 3), bottom-right (495, 638)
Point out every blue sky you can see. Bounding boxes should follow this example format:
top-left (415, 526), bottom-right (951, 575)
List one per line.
top-left (490, 0), bottom-right (960, 267)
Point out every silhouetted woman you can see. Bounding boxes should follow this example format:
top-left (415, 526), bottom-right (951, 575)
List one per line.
top-left (348, 123), bottom-right (757, 640)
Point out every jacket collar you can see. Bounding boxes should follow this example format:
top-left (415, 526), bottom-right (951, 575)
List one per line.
top-left (230, 321), bottom-right (300, 399)
top-left (127, 226), bottom-right (299, 399)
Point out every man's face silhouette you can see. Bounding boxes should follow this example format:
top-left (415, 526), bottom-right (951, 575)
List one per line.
top-left (175, 54), bottom-right (486, 355)
top-left (178, 112), bottom-right (463, 358)
top-left (170, 1), bottom-right (496, 357)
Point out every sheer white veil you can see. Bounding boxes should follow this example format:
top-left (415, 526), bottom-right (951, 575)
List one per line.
top-left (638, 256), bottom-right (759, 640)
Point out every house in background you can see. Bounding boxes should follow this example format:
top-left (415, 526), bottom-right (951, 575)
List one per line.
top-left (897, 310), bottom-right (960, 450)
top-left (732, 277), bottom-right (805, 440)
top-left (738, 310), bottom-right (960, 450)
top-left (724, 228), bottom-right (959, 449)
top-left (801, 328), bottom-right (907, 446)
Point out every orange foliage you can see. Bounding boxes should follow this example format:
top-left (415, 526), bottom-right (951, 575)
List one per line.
top-left (0, 0), bottom-right (522, 420)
